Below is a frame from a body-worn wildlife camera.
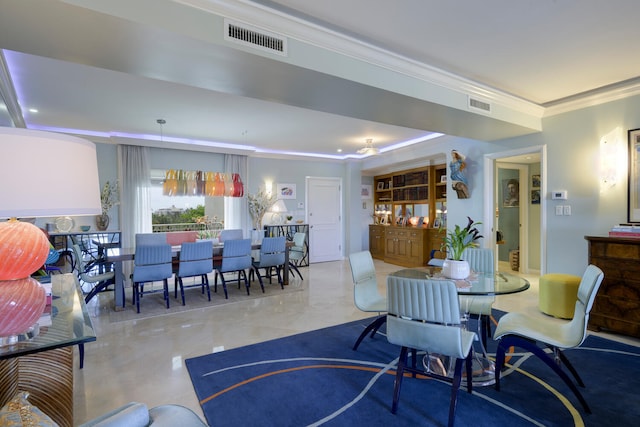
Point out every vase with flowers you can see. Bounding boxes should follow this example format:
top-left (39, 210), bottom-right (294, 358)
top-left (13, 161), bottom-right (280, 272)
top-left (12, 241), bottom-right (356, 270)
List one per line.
top-left (247, 189), bottom-right (275, 232)
top-left (96, 181), bottom-right (119, 231)
top-left (440, 216), bottom-right (483, 279)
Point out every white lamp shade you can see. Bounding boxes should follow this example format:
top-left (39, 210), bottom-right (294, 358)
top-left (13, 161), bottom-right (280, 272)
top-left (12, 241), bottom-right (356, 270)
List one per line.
top-left (0, 127), bottom-right (101, 218)
top-left (270, 199), bottom-right (288, 213)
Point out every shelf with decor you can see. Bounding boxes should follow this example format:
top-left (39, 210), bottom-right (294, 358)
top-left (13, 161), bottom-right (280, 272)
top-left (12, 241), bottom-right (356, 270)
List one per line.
top-left (370, 164), bottom-right (446, 266)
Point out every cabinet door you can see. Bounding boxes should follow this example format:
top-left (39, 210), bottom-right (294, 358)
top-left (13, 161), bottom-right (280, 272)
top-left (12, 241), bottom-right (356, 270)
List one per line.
top-left (385, 229), bottom-right (398, 257)
top-left (407, 231), bottom-right (425, 264)
top-left (369, 227), bottom-right (385, 259)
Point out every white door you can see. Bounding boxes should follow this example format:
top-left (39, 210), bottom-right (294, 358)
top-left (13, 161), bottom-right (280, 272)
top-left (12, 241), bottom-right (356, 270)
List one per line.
top-left (306, 176), bottom-right (342, 262)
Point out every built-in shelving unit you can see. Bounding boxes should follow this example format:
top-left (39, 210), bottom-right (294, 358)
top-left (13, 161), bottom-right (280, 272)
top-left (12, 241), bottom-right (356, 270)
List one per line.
top-left (370, 164), bottom-right (447, 266)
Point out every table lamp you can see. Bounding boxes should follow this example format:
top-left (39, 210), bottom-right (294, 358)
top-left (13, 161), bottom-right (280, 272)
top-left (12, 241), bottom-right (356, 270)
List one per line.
top-left (269, 199), bottom-right (288, 225)
top-left (0, 127), bottom-right (101, 346)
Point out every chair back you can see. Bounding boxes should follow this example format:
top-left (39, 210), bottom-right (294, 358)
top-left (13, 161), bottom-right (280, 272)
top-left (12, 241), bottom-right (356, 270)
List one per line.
top-left (387, 276), bottom-right (471, 359)
top-left (135, 233), bottom-right (167, 246)
top-left (133, 244), bottom-right (173, 283)
top-left (289, 232), bottom-right (307, 261)
top-left (178, 241), bottom-right (213, 277)
top-left (349, 251), bottom-right (383, 311)
top-left (219, 238), bottom-right (252, 273)
top-left (219, 229), bottom-right (244, 242)
top-left (255, 236), bottom-right (286, 268)
top-left (566, 264), bottom-right (604, 346)
top-left (461, 247), bottom-right (494, 273)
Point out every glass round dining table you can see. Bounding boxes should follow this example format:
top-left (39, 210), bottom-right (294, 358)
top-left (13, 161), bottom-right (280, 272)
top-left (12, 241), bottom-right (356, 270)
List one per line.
top-left (388, 267), bottom-right (531, 386)
top-left (389, 267), bottom-right (530, 296)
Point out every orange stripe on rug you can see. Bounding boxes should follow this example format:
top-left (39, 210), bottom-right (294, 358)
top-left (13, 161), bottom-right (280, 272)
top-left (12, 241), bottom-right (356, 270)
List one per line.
top-left (199, 364), bottom-right (426, 405)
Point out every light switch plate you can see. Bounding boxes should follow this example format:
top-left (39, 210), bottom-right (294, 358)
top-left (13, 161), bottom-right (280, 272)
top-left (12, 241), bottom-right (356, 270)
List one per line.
top-left (555, 205), bottom-right (564, 215)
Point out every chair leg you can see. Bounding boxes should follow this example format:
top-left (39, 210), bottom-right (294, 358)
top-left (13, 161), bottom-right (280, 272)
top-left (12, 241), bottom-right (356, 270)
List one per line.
top-left (203, 274), bottom-right (211, 301)
top-left (163, 279), bottom-right (170, 309)
top-left (242, 270), bottom-right (250, 295)
top-left (177, 277), bottom-right (186, 305)
top-left (448, 358), bottom-right (464, 427)
top-left (497, 335), bottom-right (592, 414)
top-left (391, 346), bottom-right (409, 414)
top-left (554, 346), bottom-right (585, 387)
top-left (289, 262), bottom-right (303, 280)
top-left (219, 274), bottom-right (229, 299)
top-left (253, 267), bottom-right (265, 292)
top-left (352, 315), bottom-right (386, 351)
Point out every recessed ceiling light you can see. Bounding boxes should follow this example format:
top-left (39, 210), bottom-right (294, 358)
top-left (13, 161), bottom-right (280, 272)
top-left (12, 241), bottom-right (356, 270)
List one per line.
top-left (28, 108), bottom-right (38, 113)
top-left (337, 148), bottom-right (342, 153)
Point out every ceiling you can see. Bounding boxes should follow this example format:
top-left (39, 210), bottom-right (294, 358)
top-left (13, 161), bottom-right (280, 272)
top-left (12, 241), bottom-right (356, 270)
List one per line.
top-left (1, 0), bottom-right (639, 160)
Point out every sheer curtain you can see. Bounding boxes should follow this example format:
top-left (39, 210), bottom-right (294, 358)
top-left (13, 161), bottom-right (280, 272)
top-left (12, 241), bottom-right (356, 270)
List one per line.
top-left (223, 154), bottom-right (248, 234)
top-left (117, 144), bottom-right (151, 250)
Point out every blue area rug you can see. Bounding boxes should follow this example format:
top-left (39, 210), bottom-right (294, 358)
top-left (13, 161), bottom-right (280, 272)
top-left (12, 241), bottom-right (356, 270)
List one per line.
top-left (186, 315), bottom-right (640, 426)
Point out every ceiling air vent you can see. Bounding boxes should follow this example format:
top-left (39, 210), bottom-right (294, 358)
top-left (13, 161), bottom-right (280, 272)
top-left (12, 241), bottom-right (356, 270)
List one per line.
top-left (468, 96), bottom-right (492, 114)
top-left (224, 19), bottom-right (288, 56)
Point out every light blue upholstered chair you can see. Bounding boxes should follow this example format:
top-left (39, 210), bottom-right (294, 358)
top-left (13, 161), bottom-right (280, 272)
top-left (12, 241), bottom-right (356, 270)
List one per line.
top-left (78, 402), bottom-right (207, 427)
top-left (348, 251), bottom-right (387, 350)
top-left (214, 238), bottom-right (252, 298)
top-left (174, 240), bottom-right (214, 305)
top-left (132, 244), bottom-right (173, 313)
top-left (460, 247), bottom-right (495, 348)
top-left (288, 232), bottom-right (307, 279)
top-left (387, 276), bottom-right (476, 427)
top-left (494, 264), bottom-right (604, 414)
top-left (219, 228), bottom-right (244, 242)
top-left (250, 236), bottom-right (286, 291)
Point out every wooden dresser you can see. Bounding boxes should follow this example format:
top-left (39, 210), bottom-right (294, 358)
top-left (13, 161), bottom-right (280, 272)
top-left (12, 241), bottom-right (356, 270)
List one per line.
top-left (584, 235), bottom-right (640, 338)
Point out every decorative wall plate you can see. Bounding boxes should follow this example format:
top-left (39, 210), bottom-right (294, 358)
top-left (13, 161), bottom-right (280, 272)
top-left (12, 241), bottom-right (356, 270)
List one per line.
top-left (55, 216), bottom-right (73, 233)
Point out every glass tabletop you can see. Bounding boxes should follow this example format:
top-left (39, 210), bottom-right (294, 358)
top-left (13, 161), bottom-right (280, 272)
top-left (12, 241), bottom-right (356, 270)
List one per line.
top-left (389, 267), bottom-right (530, 296)
top-left (0, 274), bottom-right (96, 359)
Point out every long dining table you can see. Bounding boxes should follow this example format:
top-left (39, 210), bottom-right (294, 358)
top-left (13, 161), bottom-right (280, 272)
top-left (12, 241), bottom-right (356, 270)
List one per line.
top-left (103, 241), bottom-right (292, 311)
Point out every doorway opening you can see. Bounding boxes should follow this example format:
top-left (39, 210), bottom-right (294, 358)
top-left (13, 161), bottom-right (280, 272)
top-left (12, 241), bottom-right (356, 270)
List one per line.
top-left (483, 146), bottom-right (546, 275)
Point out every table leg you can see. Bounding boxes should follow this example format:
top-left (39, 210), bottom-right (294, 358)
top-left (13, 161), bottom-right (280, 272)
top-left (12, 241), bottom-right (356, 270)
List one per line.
top-left (113, 260), bottom-right (125, 311)
top-left (283, 246), bottom-right (289, 285)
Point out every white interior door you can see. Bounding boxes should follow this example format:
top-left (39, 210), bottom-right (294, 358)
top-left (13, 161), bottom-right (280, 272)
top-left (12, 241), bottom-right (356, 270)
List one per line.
top-left (306, 176), bottom-right (342, 262)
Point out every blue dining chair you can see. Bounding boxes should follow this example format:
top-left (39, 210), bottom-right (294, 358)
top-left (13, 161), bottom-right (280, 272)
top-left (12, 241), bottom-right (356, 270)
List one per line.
top-left (250, 236), bottom-right (286, 292)
top-left (213, 238), bottom-right (252, 298)
top-left (219, 229), bottom-right (244, 242)
top-left (174, 240), bottom-right (214, 305)
top-left (132, 244), bottom-right (173, 313)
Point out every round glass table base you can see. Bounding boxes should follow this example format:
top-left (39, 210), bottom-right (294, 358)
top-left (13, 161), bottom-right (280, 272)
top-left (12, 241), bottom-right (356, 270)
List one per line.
top-left (422, 353), bottom-right (496, 387)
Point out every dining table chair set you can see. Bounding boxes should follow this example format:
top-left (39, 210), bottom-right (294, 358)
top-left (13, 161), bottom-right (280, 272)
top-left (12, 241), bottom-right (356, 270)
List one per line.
top-left (348, 250), bottom-right (604, 426)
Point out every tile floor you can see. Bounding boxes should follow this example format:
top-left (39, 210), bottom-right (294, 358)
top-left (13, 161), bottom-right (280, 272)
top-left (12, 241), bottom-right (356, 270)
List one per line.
top-left (73, 259), bottom-right (639, 425)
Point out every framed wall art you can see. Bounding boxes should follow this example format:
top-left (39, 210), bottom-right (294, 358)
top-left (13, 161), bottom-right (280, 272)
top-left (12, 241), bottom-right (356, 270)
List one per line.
top-left (276, 183), bottom-right (296, 199)
top-left (628, 128), bottom-right (640, 222)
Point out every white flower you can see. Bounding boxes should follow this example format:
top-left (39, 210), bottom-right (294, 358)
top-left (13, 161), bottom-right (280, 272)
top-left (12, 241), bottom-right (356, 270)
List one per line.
top-left (100, 181), bottom-right (119, 215)
top-left (247, 189), bottom-right (275, 229)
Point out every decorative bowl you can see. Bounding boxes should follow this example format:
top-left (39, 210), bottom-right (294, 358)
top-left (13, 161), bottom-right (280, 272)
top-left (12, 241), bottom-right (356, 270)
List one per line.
top-left (80, 225), bottom-right (91, 232)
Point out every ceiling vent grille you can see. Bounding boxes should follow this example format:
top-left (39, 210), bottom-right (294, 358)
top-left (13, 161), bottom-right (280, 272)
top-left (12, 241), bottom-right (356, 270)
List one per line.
top-left (468, 96), bottom-right (492, 114)
top-left (224, 19), bottom-right (288, 56)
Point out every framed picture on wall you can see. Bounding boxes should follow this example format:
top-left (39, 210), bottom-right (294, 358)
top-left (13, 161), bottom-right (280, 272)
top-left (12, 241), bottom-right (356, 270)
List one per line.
top-left (629, 128), bottom-right (640, 222)
top-left (531, 174), bottom-right (541, 188)
top-left (276, 183), bottom-right (296, 199)
top-left (361, 185), bottom-right (372, 199)
top-left (531, 189), bottom-right (540, 204)
top-left (502, 178), bottom-right (519, 207)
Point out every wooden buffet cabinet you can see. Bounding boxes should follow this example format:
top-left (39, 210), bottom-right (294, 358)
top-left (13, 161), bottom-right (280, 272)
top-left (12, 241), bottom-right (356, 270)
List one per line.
top-left (585, 235), bottom-right (640, 338)
top-left (369, 163), bottom-right (446, 267)
top-left (370, 225), bottom-right (444, 267)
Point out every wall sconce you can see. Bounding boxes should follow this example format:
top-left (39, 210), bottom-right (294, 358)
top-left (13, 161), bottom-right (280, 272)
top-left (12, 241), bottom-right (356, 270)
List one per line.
top-left (265, 180), bottom-right (273, 197)
top-left (600, 127), bottom-right (624, 191)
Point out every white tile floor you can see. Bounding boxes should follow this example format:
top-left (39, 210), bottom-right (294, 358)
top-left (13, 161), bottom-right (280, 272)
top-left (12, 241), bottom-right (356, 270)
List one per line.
top-left (73, 258), bottom-right (639, 425)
